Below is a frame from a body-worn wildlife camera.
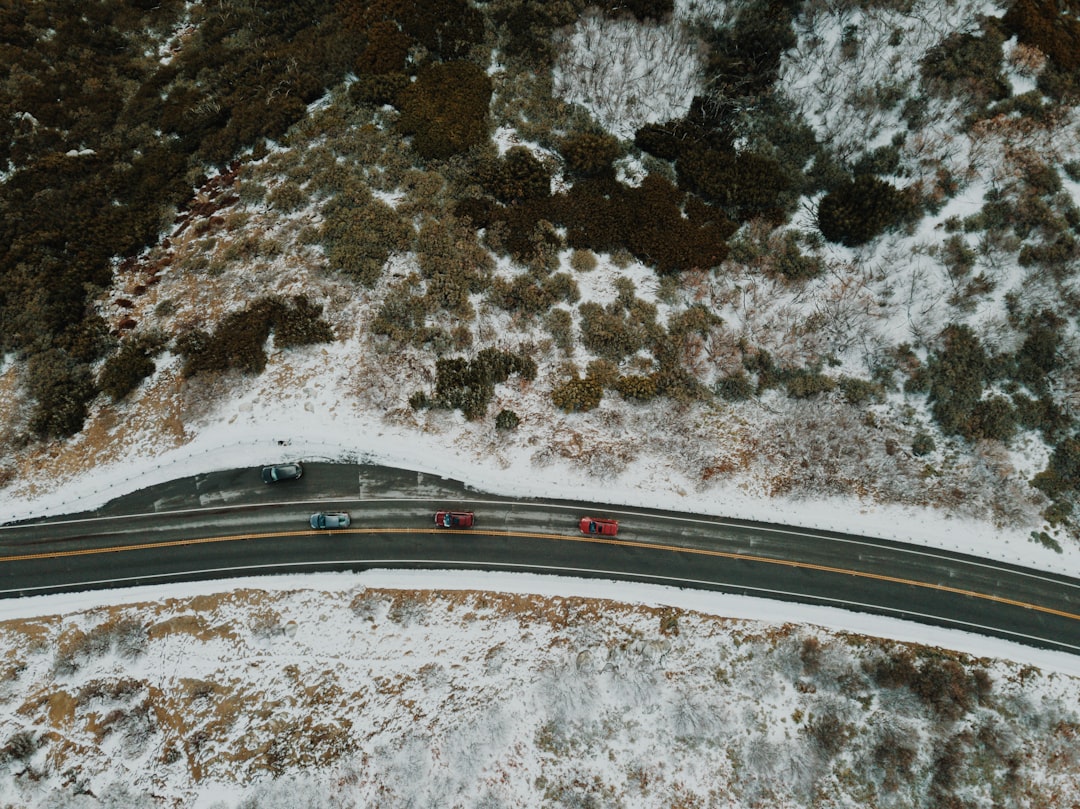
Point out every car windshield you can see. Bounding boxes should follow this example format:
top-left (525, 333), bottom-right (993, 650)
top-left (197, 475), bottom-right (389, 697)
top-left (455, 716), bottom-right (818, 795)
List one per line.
top-left (443, 514), bottom-right (452, 526)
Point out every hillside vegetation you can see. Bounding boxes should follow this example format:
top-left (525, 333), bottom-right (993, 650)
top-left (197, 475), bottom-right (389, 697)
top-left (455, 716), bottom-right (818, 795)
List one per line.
top-left (1, 0), bottom-right (1079, 546)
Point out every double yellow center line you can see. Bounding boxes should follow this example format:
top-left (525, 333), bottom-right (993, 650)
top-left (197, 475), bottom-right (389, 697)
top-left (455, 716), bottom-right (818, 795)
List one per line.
top-left (3, 527), bottom-right (1078, 623)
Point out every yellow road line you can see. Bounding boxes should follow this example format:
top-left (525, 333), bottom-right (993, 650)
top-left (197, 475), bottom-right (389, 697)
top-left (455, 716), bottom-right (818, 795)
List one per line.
top-left (3, 527), bottom-right (1078, 623)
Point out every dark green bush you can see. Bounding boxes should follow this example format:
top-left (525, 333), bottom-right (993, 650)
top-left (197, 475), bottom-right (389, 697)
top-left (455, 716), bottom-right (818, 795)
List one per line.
top-left (356, 19), bottom-right (412, 75)
top-left (26, 350), bottom-right (98, 439)
top-left (1032, 435), bottom-right (1080, 498)
top-left (495, 408), bottom-right (521, 430)
top-left (429, 348), bottom-right (536, 420)
top-left (545, 308), bottom-right (575, 354)
top-left (272, 296), bottom-right (335, 348)
top-left (702, 0), bottom-right (797, 98)
top-left (817, 175), bottom-right (915, 246)
top-left (551, 174), bottom-right (733, 274)
top-left (177, 297), bottom-right (333, 378)
top-left (492, 0), bottom-right (586, 64)
top-left (839, 377), bottom-right (885, 406)
top-left (349, 72), bottom-right (409, 106)
top-left (912, 432), bottom-right (936, 456)
top-left (970, 396), bottom-right (1018, 442)
top-left (321, 194), bottom-right (413, 286)
top-left (98, 341), bottom-right (157, 402)
top-left (920, 27), bottom-right (1009, 105)
top-left (397, 61), bottom-right (492, 160)
top-left (1013, 393), bottom-right (1070, 441)
top-left (676, 145), bottom-right (795, 222)
top-left (1013, 310), bottom-right (1063, 391)
top-left (606, 0), bottom-right (674, 21)
top-left (715, 371), bottom-right (754, 401)
top-left (785, 370), bottom-right (836, 399)
top-left (485, 147), bottom-right (552, 203)
top-left (926, 324), bottom-right (989, 439)
top-left (560, 132), bottom-right (622, 177)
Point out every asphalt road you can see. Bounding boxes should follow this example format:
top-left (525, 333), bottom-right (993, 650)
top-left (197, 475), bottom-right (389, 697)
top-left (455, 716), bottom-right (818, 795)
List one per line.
top-left (1, 463), bottom-right (1078, 655)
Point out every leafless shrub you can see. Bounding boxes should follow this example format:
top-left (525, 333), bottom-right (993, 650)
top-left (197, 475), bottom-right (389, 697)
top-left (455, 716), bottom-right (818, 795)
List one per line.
top-left (386, 593), bottom-right (428, 626)
top-left (0, 730), bottom-right (38, 763)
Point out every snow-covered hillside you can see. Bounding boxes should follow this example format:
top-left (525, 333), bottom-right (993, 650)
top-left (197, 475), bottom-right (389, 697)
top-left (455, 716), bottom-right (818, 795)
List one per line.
top-left (1, 572), bottom-right (1078, 808)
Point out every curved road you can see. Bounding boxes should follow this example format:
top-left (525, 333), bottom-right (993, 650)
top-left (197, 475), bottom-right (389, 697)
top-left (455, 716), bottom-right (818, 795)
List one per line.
top-left (1, 463), bottom-right (1078, 655)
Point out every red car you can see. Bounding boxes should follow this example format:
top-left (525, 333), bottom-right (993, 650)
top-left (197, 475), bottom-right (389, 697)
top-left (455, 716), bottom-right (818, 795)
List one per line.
top-left (435, 511), bottom-right (475, 529)
top-left (579, 517), bottom-right (618, 536)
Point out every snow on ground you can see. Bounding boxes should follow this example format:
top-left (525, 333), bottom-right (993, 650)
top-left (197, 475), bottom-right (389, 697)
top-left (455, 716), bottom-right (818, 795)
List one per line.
top-left (553, 12), bottom-right (704, 139)
top-left (0, 570), bottom-right (1077, 809)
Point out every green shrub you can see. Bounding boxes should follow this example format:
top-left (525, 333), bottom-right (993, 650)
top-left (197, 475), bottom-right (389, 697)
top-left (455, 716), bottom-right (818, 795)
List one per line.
top-left (397, 61), bottom-right (492, 160)
top-left (1014, 310), bottom-right (1063, 390)
top-left (372, 282), bottom-right (430, 343)
top-left (676, 145), bottom-right (795, 222)
top-left (1032, 435), bottom-right (1080, 498)
top-left (349, 72), bottom-right (410, 106)
top-left (912, 432), bottom-right (936, 456)
top-left (585, 359), bottom-right (620, 389)
top-left (920, 27), bottom-right (1009, 105)
top-left (177, 297), bottom-right (333, 378)
top-left (615, 373), bottom-right (658, 401)
top-left (98, 341), bottom-right (157, 402)
top-left (702, 0), bottom-right (797, 98)
top-left (926, 324), bottom-right (989, 439)
top-left (543, 308), bottom-right (575, 354)
top-left (569, 248), bottom-right (598, 272)
top-left (560, 132), bottom-right (622, 177)
top-left (578, 300), bottom-right (658, 363)
top-left (817, 175), bottom-right (915, 246)
top-left (771, 231), bottom-right (825, 281)
top-left (429, 348), bottom-right (537, 420)
top-left (272, 296), bottom-right (335, 348)
top-left (489, 270), bottom-right (578, 317)
top-left (785, 370), bottom-right (836, 399)
top-left (26, 350), bottom-right (98, 439)
top-left (321, 194), bottom-right (413, 286)
top-left (551, 174), bottom-right (733, 274)
top-left (1014, 393), bottom-right (1070, 441)
top-left (1029, 530), bottom-right (1063, 553)
top-left (715, 371), bottom-right (754, 401)
top-left (552, 375), bottom-right (603, 413)
top-left (667, 305), bottom-right (722, 338)
top-left (486, 147), bottom-right (552, 202)
top-left (495, 408), bottom-right (521, 430)
top-left (417, 215), bottom-right (492, 316)
top-left (839, 377), bottom-right (885, 406)
top-left (970, 396), bottom-right (1018, 442)
top-left (356, 19), bottom-right (412, 74)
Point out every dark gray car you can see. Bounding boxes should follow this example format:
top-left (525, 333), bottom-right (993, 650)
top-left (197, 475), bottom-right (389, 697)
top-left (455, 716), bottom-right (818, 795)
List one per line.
top-left (261, 462), bottom-right (303, 483)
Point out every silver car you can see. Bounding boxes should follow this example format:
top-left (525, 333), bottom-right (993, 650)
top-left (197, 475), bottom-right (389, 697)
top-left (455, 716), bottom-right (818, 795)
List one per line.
top-left (309, 512), bottom-right (351, 530)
